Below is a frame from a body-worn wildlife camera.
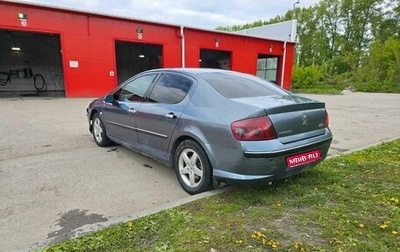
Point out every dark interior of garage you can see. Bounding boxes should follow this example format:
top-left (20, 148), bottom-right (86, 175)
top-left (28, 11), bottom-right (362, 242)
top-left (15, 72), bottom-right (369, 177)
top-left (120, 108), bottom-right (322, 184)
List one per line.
top-left (199, 49), bottom-right (231, 70)
top-left (115, 41), bottom-right (162, 84)
top-left (0, 30), bottom-right (65, 97)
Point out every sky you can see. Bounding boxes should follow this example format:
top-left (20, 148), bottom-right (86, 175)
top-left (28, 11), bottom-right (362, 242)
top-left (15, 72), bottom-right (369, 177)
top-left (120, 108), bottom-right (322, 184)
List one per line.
top-left (20, 0), bottom-right (322, 29)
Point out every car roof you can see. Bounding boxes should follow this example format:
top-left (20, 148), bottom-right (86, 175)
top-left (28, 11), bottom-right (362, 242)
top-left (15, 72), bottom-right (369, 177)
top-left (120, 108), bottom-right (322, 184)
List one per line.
top-left (146, 68), bottom-right (244, 76)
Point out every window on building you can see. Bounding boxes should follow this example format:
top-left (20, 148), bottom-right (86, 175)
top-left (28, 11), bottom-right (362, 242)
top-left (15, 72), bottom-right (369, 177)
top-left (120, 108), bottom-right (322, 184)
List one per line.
top-left (257, 55), bottom-right (278, 84)
top-left (199, 49), bottom-right (231, 70)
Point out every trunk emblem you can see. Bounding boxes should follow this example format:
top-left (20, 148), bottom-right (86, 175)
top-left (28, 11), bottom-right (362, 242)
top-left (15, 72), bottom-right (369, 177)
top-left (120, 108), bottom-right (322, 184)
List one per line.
top-left (301, 115), bottom-right (308, 126)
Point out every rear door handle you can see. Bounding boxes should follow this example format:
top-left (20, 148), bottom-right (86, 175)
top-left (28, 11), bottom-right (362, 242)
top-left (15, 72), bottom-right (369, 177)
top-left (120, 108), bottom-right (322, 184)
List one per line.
top-left (165, 112), bottom-right (177, 119)
top-left (127, 108), bottom-right (136, 114)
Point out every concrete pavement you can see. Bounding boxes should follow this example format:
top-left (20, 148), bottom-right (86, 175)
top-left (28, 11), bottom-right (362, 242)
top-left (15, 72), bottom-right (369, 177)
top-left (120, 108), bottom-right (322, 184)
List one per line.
top-left (304, 92), bottom-right (400, 156)
top-left (0, 92), bottom-right (399, 251)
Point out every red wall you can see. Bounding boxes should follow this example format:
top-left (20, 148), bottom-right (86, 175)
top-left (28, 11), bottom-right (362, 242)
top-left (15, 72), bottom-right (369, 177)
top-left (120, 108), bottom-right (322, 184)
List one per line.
top-left (184, 28), bottom-right (295, 89)
top-left (0, 1), bottom-right (295, 97)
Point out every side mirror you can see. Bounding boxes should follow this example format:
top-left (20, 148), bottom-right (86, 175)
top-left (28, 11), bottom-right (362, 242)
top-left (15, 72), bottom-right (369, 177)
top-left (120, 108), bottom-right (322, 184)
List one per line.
top-left (118, 103), bottom-right (130, 111)
top-left (104, 94), bottom-right (115, 104)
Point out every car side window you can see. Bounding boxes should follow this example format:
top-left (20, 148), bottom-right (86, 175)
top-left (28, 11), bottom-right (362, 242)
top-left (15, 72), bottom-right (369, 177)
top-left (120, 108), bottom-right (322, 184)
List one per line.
top-left (116, 74), bottom-right (157, 102)
top-left (148, 73), bottom-right (193, 104)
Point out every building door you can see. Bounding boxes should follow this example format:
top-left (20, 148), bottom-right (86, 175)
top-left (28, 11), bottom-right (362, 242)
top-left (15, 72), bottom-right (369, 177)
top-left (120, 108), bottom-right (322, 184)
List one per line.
top-left (199, 49), bottom-right (231, 70)
top-left (257, 55), bottom-right (279, 84)
top-left (0, 30), bottom-right (65, 97)
top-left (115, 41), bottom-right (162, 85)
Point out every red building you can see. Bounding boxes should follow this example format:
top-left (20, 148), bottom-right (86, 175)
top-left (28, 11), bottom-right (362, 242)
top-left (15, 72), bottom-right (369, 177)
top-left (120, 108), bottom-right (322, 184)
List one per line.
top-left (0, 0), bottom-right (296, 97)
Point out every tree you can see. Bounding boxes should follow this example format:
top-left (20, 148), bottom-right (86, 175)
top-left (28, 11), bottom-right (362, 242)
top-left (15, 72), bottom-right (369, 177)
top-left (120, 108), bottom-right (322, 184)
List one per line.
top-left (354, 38), bottom-right (400, 92)
top-left (215, 0), bottom-right (400, 92)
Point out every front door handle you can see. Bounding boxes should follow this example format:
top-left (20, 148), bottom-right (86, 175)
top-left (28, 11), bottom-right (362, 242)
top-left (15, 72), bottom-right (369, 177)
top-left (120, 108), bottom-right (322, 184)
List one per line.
top-left (165, 112), bottom-right (177, 119)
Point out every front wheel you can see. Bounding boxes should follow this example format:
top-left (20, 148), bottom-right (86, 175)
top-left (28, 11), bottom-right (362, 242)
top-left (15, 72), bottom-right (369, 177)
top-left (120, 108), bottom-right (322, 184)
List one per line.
top-left (174, 140), bottom-right (213, 195)
top-left (92, 113), bottom-right (112, 147)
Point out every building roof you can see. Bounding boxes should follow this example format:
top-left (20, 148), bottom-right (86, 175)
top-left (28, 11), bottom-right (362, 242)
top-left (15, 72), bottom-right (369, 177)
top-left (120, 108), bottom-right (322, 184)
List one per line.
top-left (1, 0), bottom-right (295, 43)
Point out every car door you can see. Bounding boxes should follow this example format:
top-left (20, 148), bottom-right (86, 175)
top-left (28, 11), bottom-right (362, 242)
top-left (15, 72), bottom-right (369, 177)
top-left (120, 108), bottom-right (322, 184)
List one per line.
top-left (101, 73), bottom-right (158, 147)
top-left (135, 73), bottom-right (194, 157)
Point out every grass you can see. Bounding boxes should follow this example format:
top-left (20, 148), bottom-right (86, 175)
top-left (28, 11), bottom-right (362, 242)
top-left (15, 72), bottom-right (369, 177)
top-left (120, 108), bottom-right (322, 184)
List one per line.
top-left (42, 139), bottom-right (400, 252)
top-left (291, 82), bottom-right (344, 95)
top-left (291, 88), bottom-right (342, 95)
top-left (291, 87), bottom-right (342, 95)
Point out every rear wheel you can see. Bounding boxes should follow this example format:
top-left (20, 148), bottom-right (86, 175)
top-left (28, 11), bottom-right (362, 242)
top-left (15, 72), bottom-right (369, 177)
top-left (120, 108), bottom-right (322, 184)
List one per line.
top-left (174, 140), bottom-right (212, 195)
top-left (92, 113), bottom-right (112, 147)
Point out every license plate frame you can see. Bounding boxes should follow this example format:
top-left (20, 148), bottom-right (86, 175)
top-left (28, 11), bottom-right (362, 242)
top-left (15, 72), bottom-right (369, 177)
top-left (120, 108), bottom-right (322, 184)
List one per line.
top-left (286, 149), bottom-right (321, 168)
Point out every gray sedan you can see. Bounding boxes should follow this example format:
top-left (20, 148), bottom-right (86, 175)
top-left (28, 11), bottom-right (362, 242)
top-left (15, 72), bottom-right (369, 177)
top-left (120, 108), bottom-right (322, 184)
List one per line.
top-left (87, 68), bottom-right (332, 194)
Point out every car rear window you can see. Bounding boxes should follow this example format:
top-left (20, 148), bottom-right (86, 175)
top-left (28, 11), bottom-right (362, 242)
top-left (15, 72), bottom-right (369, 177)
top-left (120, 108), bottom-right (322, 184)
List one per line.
top-left (199, 72), bottom-right (288, 98)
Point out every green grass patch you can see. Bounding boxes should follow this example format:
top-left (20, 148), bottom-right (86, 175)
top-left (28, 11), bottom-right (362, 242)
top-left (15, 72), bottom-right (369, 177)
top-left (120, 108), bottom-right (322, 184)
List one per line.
top-left (42, 140), bottom-right (400, 252)
top-left (291, 87), bottom-right (343, 95)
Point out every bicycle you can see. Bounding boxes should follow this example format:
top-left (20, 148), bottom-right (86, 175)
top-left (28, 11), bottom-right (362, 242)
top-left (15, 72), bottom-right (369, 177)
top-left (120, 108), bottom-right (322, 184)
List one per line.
top-left (33, 73), bottom-right (47, 91)
top-left (0, 72), bottom-right (11, 86)
top-left (0, 71), bottom-right (48, 92)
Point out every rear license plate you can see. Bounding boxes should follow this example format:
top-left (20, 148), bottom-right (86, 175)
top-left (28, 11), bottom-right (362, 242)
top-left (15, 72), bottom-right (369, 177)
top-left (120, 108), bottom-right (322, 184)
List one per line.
top-left (286, 149), bottom-right (321, 168)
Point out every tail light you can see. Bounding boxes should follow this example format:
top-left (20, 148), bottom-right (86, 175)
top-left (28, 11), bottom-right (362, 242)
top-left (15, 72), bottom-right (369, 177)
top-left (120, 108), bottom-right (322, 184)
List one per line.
top-left (324, 111), bottom-right (329, 128)
top-left (231, 116), bottom-right (277, 141)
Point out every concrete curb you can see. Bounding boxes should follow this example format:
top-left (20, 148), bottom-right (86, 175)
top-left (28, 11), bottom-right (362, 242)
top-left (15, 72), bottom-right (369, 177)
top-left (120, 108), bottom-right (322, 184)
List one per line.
top-left (326, 137), bottom-right (400, 159)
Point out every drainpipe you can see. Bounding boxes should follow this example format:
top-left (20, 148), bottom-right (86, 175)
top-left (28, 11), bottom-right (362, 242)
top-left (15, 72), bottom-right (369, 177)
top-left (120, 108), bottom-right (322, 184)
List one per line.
top-left (280, 41), bottom-right (287, 89)
top-left (180, 26), bottom-right (185, 68)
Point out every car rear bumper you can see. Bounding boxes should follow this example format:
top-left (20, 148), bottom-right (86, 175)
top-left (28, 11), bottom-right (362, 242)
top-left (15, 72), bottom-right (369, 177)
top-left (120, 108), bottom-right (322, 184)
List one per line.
top-left (211, 134), bottom-right (332, 182)
top-left (243, 137), bottom-right (332, 158)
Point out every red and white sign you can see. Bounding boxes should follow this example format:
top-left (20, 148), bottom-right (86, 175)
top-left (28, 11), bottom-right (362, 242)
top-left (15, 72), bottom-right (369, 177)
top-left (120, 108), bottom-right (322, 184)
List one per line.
top-left (20, 19), bottom-right (27, 27)
top-left (286, 149), bottom-right (321, 168)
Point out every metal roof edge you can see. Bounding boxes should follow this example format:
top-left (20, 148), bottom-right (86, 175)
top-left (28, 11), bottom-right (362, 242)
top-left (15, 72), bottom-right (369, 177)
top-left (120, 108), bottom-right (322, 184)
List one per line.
top-left (0, 0), bottom-right (295, 44)
top-left (238, 20), bottom-right (297, 32)
top-left (0, 0), bottom-right (181, 28)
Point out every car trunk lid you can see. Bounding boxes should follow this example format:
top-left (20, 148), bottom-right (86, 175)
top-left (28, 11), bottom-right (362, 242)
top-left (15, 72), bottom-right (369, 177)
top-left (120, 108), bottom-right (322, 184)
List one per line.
top-left (232, 95), bottom-right (328, 143)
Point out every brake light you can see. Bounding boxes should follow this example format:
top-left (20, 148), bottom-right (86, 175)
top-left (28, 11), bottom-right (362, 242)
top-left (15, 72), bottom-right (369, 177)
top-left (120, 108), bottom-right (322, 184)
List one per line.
top-left (324, 111), bottom-right (329, 127)
top-left (231, 116), bottom-right (277, 141)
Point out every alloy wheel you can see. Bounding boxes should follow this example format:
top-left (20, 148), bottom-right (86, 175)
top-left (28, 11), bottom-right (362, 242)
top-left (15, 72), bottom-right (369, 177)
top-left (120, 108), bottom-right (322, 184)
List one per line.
top-left (178, 148), bottom-right (204, 188)
top-left (93, 117), bottom-right (104, 143)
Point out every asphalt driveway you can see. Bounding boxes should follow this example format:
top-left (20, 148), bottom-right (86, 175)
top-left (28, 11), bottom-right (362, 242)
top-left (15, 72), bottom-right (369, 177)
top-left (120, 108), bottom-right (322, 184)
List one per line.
top-left (0, 92), bottom-right (399, 251)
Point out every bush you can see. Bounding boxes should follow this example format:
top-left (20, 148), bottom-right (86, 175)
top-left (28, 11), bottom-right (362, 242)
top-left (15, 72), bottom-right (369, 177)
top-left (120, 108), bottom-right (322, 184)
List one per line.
top-left (292, 65), bottom-right (326, 89)
top-left (292, 38), bottom-right (400, 94)
top-left (351, 38), bottom-right (400, 93)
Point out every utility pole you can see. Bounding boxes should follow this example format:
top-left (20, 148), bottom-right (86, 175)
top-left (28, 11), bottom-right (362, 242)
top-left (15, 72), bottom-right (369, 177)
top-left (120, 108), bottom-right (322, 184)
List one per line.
top-left (293, 0), bottom-right (300, 12)
top-left (293, 0), bottom-right (300, 65)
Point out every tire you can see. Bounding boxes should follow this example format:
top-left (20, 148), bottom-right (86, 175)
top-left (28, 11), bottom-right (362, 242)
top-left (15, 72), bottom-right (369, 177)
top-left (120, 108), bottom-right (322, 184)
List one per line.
top-left (174, 140), bottom-right (213, 195)
top-left (92, 113), bottom-right (112, 147)
top-left (34, 74), bottom-right (47, 91)
top-left (0, 72), bottom-right (10, 86)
